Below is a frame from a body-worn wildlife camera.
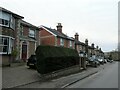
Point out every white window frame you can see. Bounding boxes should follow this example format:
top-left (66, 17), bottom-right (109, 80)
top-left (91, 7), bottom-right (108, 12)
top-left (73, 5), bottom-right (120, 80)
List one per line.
top-left (29, 29), bottom-right (35, 38)
top-left (0, 37), bottom-right (9, 54)
top-left (0, 35), bottom-right (14, 54)
top-left (10, 15), bottom-right (15, 30)
top-left (0, 11), bottom-right (10, 27)
top-left (60, 38), bottom-right (64, 46)
top-left (0, 11), bottom-right (15, 29)
top-left (20, 25), bottom-right (23, 36)
top-left (69, 41), bottom-right (72, 47)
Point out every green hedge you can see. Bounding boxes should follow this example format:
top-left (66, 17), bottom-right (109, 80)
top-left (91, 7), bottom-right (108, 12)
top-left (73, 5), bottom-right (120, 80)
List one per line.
top-left (35, 45), bottom-right (79, 74)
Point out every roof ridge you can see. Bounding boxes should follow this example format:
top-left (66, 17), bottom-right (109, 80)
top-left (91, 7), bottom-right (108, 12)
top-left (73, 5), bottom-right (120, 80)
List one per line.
top-left (20, 20), bottom-right (39, 29)
top-left (42, 25), bottom-right (74, 40)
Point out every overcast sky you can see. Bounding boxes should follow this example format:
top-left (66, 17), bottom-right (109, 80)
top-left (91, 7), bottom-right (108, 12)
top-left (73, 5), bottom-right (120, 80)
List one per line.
top-left (0, 0), bottom-right (119, 52)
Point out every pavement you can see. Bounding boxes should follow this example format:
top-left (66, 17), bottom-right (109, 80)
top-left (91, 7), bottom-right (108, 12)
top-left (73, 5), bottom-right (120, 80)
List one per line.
top-left (2, 64), bottom-right (40, 88)
top-left (2, 62), bottom-right (111, 89)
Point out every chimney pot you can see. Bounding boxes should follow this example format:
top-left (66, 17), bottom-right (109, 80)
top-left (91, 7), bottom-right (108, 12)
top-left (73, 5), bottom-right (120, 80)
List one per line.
top-left (91, 43), bottom-right (94, 48)
top-left (75, 33), bottom-right (79, 41)
top-left (85, 39), bottom-right (88, 45)
top-left (96, 46), bottom-right (99, 49)
top-left (56, 23), bottom-right (62, 33)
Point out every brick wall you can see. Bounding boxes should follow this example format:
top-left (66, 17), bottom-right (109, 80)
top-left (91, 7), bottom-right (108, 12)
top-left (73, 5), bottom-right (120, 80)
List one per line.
top-left (41, 36), bottom-right (55, 46)
top-left (1, 27), bottom-right (14, 37)
top-left (40, 28), bottom-right (53, 37)
top-left (28, 41), bottom-right (35, 58)
top-left (41, 65), bottom-right (80, 80)
top-left (40, 29), bottom-right (55, 46)
top-left (40, 28), bottom-right (75, 49)
top-left (23, 26), bottom-right (29, 36)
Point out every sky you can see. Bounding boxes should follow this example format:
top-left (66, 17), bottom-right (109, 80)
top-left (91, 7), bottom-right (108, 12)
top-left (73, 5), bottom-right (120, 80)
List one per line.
top-left (0, 0), bottom-right (119, 52)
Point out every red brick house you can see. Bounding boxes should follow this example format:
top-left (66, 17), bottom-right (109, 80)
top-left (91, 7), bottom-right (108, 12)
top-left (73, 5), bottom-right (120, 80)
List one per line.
top-left (39, 23), bottom-right (75, 49)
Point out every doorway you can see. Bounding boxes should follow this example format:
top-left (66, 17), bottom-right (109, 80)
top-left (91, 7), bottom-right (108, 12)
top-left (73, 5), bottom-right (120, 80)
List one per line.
top-left (21, 42), bottom-right (27, 61)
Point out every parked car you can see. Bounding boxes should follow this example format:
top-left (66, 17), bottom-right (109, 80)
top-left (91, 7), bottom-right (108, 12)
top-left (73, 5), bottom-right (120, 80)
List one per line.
top-left (88, 57), bottom-right (98, 68)
top-left (94, 58), bottom-right (100, 66)
top-left (107, 59), bottom-right (113, 63)
top-left (103, 59), bottom-right (107, 63)
top-left (97, 58), bottom-right (104, 65)
top-left (27, 55), bottom-right (37, 68)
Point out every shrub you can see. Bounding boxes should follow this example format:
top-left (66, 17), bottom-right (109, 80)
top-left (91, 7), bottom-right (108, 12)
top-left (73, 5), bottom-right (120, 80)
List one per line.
top-left (35, 45), bottom-right (79, 74)
top-left (11, 48), bottom-right (19, 61)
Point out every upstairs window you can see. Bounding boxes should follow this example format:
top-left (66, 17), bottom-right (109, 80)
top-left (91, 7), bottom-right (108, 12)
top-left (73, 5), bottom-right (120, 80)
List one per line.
top-left (20, 25), bottom-right (23, 36)
top-left (29, 29), bottom-right (36, 38)
top-left (10, 15), bottom-right (15, 29)
top-left (60, 38), bottom-right (64, 46)
top-left (0, 11), bottom-right (10, 27)
top-left (0, 11), bottom-right (15, 29)
top-left (0, 19), bottom-right (9, 26)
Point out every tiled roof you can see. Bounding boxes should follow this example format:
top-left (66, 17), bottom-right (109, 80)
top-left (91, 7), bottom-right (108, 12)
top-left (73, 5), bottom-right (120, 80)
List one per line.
top-left (88, 45), bottom-right (94, 49)
top-left (20, 20), bottom-right (39, 30)
top-left (75, 40), bottom-right (95, 49)
top-left (0, 7), bottom-right (24, 19)
top-left (75, 40), bottom-right (86, 46)
top-left (41, 25), bottom-right (74, 41)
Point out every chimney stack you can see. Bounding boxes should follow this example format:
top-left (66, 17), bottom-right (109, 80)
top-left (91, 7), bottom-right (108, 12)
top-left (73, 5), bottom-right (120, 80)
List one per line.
top-left (75, 33), bottom-right (79, 41)
top-left (56, 23), bottom-right (62, 33)
top-left (91, 43), bottom-right (94, 48)
top-left (96, 46), bottom-right (99, 49)
top-left (85, 39), bottom-right (88, 45)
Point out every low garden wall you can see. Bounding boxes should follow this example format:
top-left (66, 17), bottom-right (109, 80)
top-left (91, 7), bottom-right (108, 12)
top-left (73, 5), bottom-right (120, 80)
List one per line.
top-left (40, 65), bottom-right (82, 80)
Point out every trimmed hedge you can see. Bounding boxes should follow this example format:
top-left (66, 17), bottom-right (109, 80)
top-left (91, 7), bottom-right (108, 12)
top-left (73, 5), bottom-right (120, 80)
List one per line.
top-left (35, 45), bottom-right (79, 74)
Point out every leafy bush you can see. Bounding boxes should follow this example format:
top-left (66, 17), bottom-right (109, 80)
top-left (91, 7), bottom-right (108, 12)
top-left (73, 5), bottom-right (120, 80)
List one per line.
top-left (11, 49), bottom-right (18, 57)
top-left (35, 45), bottom-right (79, 74)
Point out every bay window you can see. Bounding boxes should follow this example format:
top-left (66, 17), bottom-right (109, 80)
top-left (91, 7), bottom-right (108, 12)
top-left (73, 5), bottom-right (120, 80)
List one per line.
top-left (0, 11), bottom-right (15, 29)
top-left (0, 11), bottom-right (10, 27)
top-left (10, 15), bottom-right (15, 29)
top-left (0, 37), bottom-right (9, 54)
top-left (0, 36), bottom-right (14, 54)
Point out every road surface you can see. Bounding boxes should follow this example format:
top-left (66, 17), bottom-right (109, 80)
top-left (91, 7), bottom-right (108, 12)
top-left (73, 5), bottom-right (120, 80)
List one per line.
top-left (67, 62), bottom-right (118, 88)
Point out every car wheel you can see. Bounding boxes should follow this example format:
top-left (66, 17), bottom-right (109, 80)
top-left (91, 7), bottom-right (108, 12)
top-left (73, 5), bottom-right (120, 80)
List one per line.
top-left (29, 65), bottom-right (33, 68)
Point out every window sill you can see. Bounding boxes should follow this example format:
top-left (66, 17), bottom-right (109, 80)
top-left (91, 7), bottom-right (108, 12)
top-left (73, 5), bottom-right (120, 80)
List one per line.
top-left (0, 24), bottom-right (9, 27)
top-left (0, 25), bottom-right (15, 30)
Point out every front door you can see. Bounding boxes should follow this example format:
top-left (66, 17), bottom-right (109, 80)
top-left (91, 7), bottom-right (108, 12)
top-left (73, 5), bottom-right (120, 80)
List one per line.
top-left (22, 43), bottom-right (27, 61)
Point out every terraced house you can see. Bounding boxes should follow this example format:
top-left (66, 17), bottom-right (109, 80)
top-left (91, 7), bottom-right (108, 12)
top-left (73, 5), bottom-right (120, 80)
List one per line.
top-left (0, 7), bottom-right (40, 66)
top-left (39, 23), bottom-right (75, 49)
top-left (74, 33), bottom-right (88, 55)
top-left (74, 33), bottom-right (104, 57)
top-left (19, 20), bottom-right (39, 61)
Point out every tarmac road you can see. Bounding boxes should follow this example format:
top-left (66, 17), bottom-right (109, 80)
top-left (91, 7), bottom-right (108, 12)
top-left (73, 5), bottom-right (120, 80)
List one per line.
top-left (67, 62), bottom-right (118, 88)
